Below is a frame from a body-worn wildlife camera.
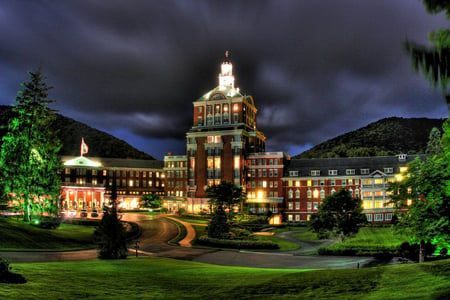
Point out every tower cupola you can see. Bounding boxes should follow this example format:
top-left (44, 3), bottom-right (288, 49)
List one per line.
top-left (218, 51), bottom-right (235, 89)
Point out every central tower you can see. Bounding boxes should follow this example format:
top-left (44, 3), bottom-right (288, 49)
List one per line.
top-left (185, 52), bottom-right (266, 212)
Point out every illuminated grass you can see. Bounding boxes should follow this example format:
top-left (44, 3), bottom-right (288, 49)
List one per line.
top-left (1, 257), bottom-right (449, 299)
top-left (0, 218), bottom-right (95, 251)
top-left (330, 227), bottom-right (408, 249)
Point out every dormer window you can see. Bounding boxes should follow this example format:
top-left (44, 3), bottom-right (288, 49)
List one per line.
top-left (398, 154), bottom-right (407, 161)
top-left (289, 170), bottom-right (298, 177)
top-left (311, 170), bottom-right (320, 176)
top-left (328, 170), bottom-right (338, 176)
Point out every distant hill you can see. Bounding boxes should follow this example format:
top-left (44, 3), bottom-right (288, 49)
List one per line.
top-left (0, 105), bottom-right (154, 160)
top-left (294, 117), bottom-right (446, 159)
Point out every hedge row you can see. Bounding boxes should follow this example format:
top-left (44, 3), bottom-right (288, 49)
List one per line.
top-left (318, 245), bottom-right (399, 257)
top-left (197, 236), bottom-right (279, 250)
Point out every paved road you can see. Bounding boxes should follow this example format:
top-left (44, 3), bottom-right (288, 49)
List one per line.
top-left (0, 214), bottom-right (374, 269)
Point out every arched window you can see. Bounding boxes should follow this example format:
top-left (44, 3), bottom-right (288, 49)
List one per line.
top-left (288, 189), bottom-right (293, 199)
top-left (307, 189), bottom-right (312, 199)
top-left (320, 189), bottom-right (325, 199)
top-left (295, 189), bottom-right (300, 198)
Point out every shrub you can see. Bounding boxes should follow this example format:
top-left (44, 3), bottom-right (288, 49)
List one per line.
top-left (231, 228), bottom-right (254, 240)
top-left (197, 236), bottom-right (279, 249)
top-left (0, 257), bottom-right (10, 277)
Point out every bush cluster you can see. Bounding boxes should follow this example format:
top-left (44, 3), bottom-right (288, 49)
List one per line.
top-left (197, 236), bottom-right (279, 250)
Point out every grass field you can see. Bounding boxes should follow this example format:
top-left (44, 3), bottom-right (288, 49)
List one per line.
top-left (329, 227), bottom-right (408, 249)
top-left (0, 217), bottom-right (95, 251)
top-left (1, 257), bottom-right (449, 299)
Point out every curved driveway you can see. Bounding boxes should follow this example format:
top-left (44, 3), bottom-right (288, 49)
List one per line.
top-left (0, 213), bottom-right (374, 269)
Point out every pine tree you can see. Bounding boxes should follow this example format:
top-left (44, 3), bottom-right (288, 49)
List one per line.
top-left (0, 69), bottom-right (62, 222)
top-left (94, 182), bottom-right (128, 259)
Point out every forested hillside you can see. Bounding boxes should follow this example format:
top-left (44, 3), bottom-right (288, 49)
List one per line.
top-left (0, 105), bottom-right (154, 159)
top-left (294, 117), bottom-right (445, 159)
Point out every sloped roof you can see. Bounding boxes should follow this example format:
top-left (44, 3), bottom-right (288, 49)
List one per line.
top-left (196, 86), bottom-right (242, 101)
top-left (285, 154), bottom-right (424, 177)
top-left (61, 156), bottom-right (163, 169)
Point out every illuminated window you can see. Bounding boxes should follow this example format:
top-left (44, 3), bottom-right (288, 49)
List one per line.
top-left (233, 104), bottom-right (238, 111)
top-left (407, 199), bottom-right (412, 206)
top-left (234, 156), bottom-right (241, 169)
top-left (262, 181), bottom-right (267, 188)
top-left (295, 181), bottom-right (300, 187)
top-left (363, 179), bottom-right (372, 185)
top-left (307, 180), bottom-right (312, 187)
top-left (400, 167), bottom-right (408, 173)
top-left (374, 179), bottom-right (383, 185)
top-left (288, 202), bottom-right (293, 210)
top-left (214, 157), bottom-right (221, 169)
top-left (207, 136), bottom-right (221, 143)
top-left (364, 200), bottom-right (372, 209)
top-left (207, 158), bottom-right (213, 169)
top-left (295, 189), bottom-right (300, 198)
top-left (363, 191), bottom-right (372, 197)
top-left (288, 180), bottom-right (293, 187)
top-left (313, 189), bottom-right (319, 199)
top-left (348, 179), bottom-right (353, 185)
top-left (313, 202), bottom-right (318, 210)
top-left (375, 201), bottom-right (383, 208)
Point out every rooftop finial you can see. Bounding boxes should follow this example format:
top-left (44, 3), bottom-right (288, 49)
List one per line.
top-left (225, 50), bottom-right (229, 58)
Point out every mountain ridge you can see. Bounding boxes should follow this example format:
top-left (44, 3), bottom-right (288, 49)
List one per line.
top-left (294, 117), bottom-right (446, 159)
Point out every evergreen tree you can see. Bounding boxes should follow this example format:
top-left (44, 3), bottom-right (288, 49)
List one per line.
top-left (405, 0), bottom-right (450, 106)
top-left (426, 127), bottom-right (443, 156)
top-left (94, 182), bottom-right (128, 259)
top-left (207, 205), bottom-right (230, 239)
top-left (0, 69), bottom-right (62, 222)
top-left (309, 189), bottom-right (367, 241)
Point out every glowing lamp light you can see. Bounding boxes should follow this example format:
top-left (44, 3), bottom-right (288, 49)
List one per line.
top-left (257, 191), bottom-right (263, 199)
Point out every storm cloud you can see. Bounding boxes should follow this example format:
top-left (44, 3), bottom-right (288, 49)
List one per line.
top-left (0, 0), bottom-right (448, 158)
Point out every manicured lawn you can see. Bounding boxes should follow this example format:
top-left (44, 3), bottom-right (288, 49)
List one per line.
top-left (330, 227), bottom-right (408, 249)
top-left (171, 216), bottom-right (210, 225)
top-left (0, 218), bottom-right (96, 251)
top-left (254, 234), bottom-right (299, 251)
top-left (1, 257), bottom-right (449, 299)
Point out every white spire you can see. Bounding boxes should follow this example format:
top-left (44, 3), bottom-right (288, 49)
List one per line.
top-left (218, 51), bottom-right (235, 89)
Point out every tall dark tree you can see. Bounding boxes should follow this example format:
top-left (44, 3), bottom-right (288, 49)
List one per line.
top-left (405, 0), bottom-right (450, 106)
top-left (207, 205), bottom-right (230, 239)
top-left (94, 182), bottom-right (128, 259)
top-left (0, 69), bottom-right (62, 222)
top-left (309, 189), bottom-right (367, 241)
top-left (205, 181), bottom-right (246, 220)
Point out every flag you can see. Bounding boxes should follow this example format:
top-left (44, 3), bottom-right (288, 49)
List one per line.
top-left (81, 137), bottom-right (89, 156)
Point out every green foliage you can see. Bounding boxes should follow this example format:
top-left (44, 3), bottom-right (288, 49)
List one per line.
top-left (426, 127), bottom-right (443, 156)
top-left (139, 193), bottom-right (162, 209)
top-left (205, 181), bottom-right (246, 219)
top-left (405, 0), bottom-right (450, 104)
top-left (295, 117), bottom-right (445, 158)
top-left (94, 183), bottom-right (127, 259)
top-left (309, 189), bottom-right (367, 241)
top-left (207, 206), bottom-right (230, 239)
top-left (197, 235), bottom-right (279, 249)
top-left (0, 69), bottom-right (62, 222)
top-left (389, 119), bottom-right (450, 262)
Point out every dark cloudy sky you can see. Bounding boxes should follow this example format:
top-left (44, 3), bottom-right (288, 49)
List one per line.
top-left (1, 1), bottom-right (448, 159)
